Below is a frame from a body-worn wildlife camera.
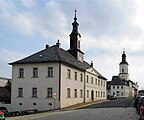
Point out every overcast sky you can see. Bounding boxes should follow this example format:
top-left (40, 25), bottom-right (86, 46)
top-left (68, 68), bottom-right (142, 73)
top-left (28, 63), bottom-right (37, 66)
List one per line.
top-left (0, 0), bottom-right (144, 89)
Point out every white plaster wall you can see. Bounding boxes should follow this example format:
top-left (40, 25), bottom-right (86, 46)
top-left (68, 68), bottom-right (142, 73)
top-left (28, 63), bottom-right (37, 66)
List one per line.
top-left (85, 68), bottom-right (106, 102)
top-left (111, 85), bottom-right (129, 98)
top-left (60, 64), bottom-right (84, 108)
top-left (11, 62), bottom-right (60, 111)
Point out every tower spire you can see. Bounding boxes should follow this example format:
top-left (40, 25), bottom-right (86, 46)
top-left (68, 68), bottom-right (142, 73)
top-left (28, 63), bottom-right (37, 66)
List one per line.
top-left (74, 9), bottom-right (77, 21)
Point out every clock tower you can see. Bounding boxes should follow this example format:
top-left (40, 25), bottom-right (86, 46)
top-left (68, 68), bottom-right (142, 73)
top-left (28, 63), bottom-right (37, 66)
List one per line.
top-left (119, 50), bottom-right (129, 80)
top-left (68, 10), bottom-right (84, 62)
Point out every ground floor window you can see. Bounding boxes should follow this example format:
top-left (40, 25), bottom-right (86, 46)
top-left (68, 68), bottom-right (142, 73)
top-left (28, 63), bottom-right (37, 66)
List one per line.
top-left (87, 90), bottom-right (89, 98)
top-left (47, 88), bottom-right (53, 98)
top-left (67, 88), bottom-right (70, 98)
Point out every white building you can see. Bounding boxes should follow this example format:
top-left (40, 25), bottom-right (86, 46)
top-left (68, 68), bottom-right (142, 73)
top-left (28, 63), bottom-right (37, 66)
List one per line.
top-left (109, 50), bottom-right (138, 98)
top-left (9, 10), bottom-right (107, 112)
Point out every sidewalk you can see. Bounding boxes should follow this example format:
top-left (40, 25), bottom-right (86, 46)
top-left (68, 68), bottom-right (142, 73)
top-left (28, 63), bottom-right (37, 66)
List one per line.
top-left (6, 100), bottom-right (108, 120)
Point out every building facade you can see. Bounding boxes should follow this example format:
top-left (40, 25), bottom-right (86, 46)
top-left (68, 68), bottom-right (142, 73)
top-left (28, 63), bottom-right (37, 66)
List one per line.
top-left (9, 10), bottom-right (107, 112)
top-left (108, 50), bottom-right (138, 98)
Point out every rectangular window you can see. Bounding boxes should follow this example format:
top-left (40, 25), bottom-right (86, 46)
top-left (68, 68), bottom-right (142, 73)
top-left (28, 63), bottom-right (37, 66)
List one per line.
top-left (121, 86), bottom-right (123, 89)
top-left (67, 88), bottom-right (70, 98)
top-left (67, 69), bottom-right (71, 79)
top-left (80, 73), bottom-right (83, 82)
top-left (19, 68), bottom-right (24, 78)
top-left (18, 88), bottom-right (23, 97)
top-left (48, 67), bottom-right (53, 77)
top-left (103, 92), bottom-right (105, 97)
top-left (32, 88), bottom-right (37, 97)
top-left (98, 91), bottom-right (100, 97)
top-left (87, 75), bottom-right (89, 83)
top-left (74, 72), bottom-right (77, 80)
top-left (121, 92), bottom-right (123, 96)
top-left (117, 86), bottom-right (119, 89)
top-left (87, 90), bottom-right (89, 98)
top-left (113, 86), bottom-right (115, 89)
top-left (91, 77), bottom-right (93, 84)
top-left (74, 89), bottom-right (77, 98)
top-left (113, 92), bottom-right (115, 95)
top-left (101, 92), bottom-right (102, 97)
top-left (47, 88), bottom-right (53, 98)
top-left (98, 80), bottom-right (100, 86)
top-left (122, 68), bottom-right (124, 73)
top-left (95, 78), bottom-right (97, 85)
top-left (33, 68), bottom-right (38, 77)
top-left (80, 89), bottom-right (83, 98)
top-left (103, 81), bottom-right (105, 87)
top-left (96, 91), bottom-right (97, 97)
top-left (101, 80), bottom-right (103, 86)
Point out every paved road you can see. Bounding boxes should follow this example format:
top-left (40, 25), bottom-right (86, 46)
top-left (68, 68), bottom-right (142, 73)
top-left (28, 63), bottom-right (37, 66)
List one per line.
top-left (6, 98), bottom-right (139, 120)
top-left (82, 98), bottom-right (134, 109)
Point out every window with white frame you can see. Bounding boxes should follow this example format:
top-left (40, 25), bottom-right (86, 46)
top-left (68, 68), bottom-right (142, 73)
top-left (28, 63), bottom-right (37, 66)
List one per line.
top-left (48, 67), bottom-right (53, 77)
top-left (67, 69), bottom-right (71, 79)
top-left (32, 88), bottom-right (37, 97)
top-left (91, 77), bottom-right (93, 84)
top-left (18, 88), bottom-right (23, 97)
top-left (80, 73), bottom-right (83, 82)
top-left (80, 89), bottom-right (83, 98)
top-left (87, 75), bottom-right (89, 83)
top-left (74, 72), bottom-right (77, 80)
top-left (67, 88), bottom-right (70, 98)
top-left (95, 78), bottom-right (97, 85)
top-left (113, 86), bottom-right (115, 89)
top-left (103, 92), bottom-right (105, 97)
top-left (19, 68), bottom-right (24, 78)
top-left (47, 88), bottom-right (53, 98)
top-left (33, 68), bottom-right (38, 77)
top-left (96, 91), bottom-right (97, 97)
top-left (87, 90), bottom-right (89, 98)
top-left (98, 80), bottom-right (100, 86)
top-left (74, 89), bottom-right (77, 98)
top-left (121, 86), bottom-right (123, 89)
top-left (98, 91), bottom-right (100, 97)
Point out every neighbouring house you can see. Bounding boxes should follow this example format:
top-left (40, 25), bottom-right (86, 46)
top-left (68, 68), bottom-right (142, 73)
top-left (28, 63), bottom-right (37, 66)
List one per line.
top-left (0, 77), bottom-right (11, 104)
top-left (107, 50), bottom-right (138, 98)
top-left (9, 10), bottom-right (107, 112)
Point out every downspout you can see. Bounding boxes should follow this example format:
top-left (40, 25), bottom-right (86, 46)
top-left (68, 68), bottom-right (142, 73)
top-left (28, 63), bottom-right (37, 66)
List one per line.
top-left (58, 62), bottom-right (61, 108)
top-left (84, 70), bottom-right (86, 103)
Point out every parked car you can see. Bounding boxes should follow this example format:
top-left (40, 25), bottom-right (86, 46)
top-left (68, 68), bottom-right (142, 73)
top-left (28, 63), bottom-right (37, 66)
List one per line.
top-left (0, 111), bottom-right (5, 120)
top-left (140, 103), bottom-right (144, 120)
top-left (109, 95), bottom-right (117, 100)
top-left (137, 96), bottom-right (144, 114)
top-left (134, 96), bottom-right (141, 110)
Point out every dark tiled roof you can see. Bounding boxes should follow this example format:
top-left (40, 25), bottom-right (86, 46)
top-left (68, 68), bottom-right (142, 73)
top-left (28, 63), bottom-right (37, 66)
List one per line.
top-left (9, 45), bottom-right (106, 80)
top-left (9, 45), bottom-right (90, 70)
top-left (110, 76), bottom-right (128, 85)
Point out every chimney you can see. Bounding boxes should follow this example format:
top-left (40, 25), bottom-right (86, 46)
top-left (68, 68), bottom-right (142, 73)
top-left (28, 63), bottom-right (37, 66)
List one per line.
top-left (45, 44), bottom-right (49, 49)
top-left (91, 61), bottom-right (93, 67)
top-left (56, 39), bottom-right (61, 48)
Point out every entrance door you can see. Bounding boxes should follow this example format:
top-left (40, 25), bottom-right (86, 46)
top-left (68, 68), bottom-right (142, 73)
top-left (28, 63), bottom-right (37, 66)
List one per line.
top-left (91, 90), bottom-right (94, 100)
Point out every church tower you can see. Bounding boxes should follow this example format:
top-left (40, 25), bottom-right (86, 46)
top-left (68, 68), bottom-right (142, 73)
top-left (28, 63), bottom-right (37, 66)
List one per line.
top-left (119, 50), bottom-right (129, 80)
top-left (68, 10), bottom-right (84, 62)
